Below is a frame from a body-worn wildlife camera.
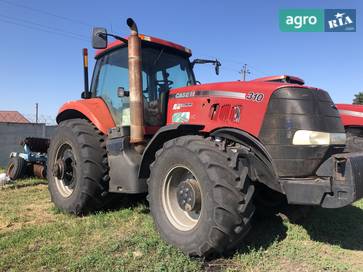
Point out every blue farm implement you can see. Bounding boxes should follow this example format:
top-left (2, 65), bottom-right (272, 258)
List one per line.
top-left (7, 137), bottom-right (49, 180)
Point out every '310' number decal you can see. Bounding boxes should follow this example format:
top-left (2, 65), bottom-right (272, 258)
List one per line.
top-left (245, 92), bottom-right (264, 102)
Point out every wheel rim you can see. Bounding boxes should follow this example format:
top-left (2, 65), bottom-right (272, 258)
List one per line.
top-left (53, 143), bottom-right (77, 198)
top-left (162, 165), bottom-right (202, 231)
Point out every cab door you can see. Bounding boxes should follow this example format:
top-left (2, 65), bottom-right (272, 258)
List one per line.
top-left (91, 47), bottom-right (130, 126)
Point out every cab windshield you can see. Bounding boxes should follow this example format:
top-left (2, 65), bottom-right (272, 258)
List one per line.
top-left (91, 45), bottom-right (195, 126)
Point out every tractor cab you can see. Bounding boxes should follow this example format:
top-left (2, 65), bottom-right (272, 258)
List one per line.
top-left (90, 36), bottom-right (196, 128)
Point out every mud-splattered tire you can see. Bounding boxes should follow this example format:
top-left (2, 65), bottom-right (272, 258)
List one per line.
top-left (7, 157), bottom-right (26, 180)
top-left (148, 135), bottom-right (255, 257)
top-left (47, 119), bottom-right (109, 215)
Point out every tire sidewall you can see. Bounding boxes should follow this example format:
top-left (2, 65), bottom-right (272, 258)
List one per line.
top-left (149, 145), bottom-right (216, 251)
top-left (7, 157), bottom-right (26, 180)
top-left (48, 124), bottom-right (85, 211)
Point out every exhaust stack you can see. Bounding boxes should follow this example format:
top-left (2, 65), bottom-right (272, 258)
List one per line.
top-left (127, 18), bottom-right (144, 145)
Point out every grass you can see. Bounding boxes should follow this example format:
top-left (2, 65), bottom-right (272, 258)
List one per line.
top-left (1, 179), bottom-right (363, 271)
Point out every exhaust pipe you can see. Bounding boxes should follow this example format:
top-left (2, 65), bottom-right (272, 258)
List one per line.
top-left (126, 18), bottom-right (144, 145)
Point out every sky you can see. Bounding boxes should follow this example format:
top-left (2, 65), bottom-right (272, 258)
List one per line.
top-left (0, 0), bottom-right (361, 123)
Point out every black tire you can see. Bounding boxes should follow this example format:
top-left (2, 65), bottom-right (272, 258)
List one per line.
top-left (7, 156), bottom-right (27, 180)
top-left (148, 135), bottom-right (255, 257)
top-left (47, 118), bottom-right (109, 215)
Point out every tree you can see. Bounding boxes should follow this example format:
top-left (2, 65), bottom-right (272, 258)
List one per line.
top-left (353, 92), bottom-right (363, 105)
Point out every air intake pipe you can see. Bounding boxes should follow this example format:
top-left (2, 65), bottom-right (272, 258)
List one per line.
top-left (126, 18), bottom-right (144, 145)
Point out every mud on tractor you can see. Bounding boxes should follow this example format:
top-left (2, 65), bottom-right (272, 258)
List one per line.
top-left (48, 18), bottom-right (363, 257)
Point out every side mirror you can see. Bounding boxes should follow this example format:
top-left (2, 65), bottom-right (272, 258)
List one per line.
top-left (92, 27), bottom-right (108, 49)
top-left (214, 60), bottom-right (221, 75)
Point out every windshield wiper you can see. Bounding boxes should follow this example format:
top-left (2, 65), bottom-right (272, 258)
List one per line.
top-left (153, 48), bottom-right (165, 66)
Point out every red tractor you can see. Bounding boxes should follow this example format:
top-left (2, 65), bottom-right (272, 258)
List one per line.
top-left (48, 18), bottom-right (363, 257)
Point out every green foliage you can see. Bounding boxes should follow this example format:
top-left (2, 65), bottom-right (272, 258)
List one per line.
top-left (353, 91), bottom-right (363, 105)
top-left (1, 180), bottom-right (363, 271)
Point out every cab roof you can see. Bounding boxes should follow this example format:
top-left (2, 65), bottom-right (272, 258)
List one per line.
top-left (95, 34), bottom-right (192, 58)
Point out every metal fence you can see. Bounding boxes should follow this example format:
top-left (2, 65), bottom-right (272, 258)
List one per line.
top-left (0, 123), bottom-right (56, 167)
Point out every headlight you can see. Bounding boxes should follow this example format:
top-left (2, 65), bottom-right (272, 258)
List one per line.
top-left (292, 130), bottom-right (346, 145)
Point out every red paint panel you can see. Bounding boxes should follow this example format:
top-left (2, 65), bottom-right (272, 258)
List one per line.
top-left (57, 98), bottom-right (115, 134)
top-left (167, 81), bottom-right (297, 137)
top-left (58, 98), bottom-right (161, 135)
top-left (219, 105), bottom-right (231, 121)
top-left (336, 104), bottom-right (363, 127)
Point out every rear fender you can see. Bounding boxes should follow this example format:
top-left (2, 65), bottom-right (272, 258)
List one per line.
top-left (56, 98), bottom-right (115, 134)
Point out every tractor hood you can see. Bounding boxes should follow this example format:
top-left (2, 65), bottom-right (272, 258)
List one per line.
top-left (167, 80), bottom-right (344, 178)
top-left (167, 80), bottom-right (318, 137)
top-left (169, 80), bottom-right (314, 100)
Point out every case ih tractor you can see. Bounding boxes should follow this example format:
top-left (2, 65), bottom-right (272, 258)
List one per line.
top-left (48, 18), bottom-right (363, 257)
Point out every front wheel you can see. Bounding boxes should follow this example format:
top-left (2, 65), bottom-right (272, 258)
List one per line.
top-left (148, 136), bottom-right (255, 257)
top-left (47, 119), bottom-right (109, 215)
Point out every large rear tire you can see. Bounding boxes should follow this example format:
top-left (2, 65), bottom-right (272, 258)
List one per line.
top-left (47, 119), bottom-right (109, 215)
top-left (148, 136), bottom-right (255, 257)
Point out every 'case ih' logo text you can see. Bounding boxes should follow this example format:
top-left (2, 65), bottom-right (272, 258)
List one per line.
top-left (175, 91), bottom-right (195, 99)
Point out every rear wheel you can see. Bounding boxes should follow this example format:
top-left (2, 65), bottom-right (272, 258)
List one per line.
top-left (148, 136), bottom-right (255, 257)
top-left (47, 119), bottom-right (109, 215)
top-left (7, 157), bottom-right (26, 180)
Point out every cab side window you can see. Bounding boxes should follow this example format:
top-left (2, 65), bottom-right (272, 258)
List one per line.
top-left (92, 48), bottom-right (130, 125)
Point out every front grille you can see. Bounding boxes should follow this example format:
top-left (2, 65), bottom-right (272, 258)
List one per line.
top-left (259, 87), bottom-right (345, 177)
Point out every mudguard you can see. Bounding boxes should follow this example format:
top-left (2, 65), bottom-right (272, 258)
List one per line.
top-left (211, 127), bottom-right (281, 192)
top-left (56, 98), bottom-right (115, 134)
top-left (138, 124), bottom-right (204, 179)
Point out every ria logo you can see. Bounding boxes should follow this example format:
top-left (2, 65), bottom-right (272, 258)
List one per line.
top-left (280, 9), bottom-right (356, 32)
top-left (325, 9), bottom-right (356, 32)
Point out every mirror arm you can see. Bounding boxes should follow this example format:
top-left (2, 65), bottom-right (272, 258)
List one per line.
top-left (101, 33), bottom-right (128, 44)
top-left (191, 58), bottom-right (220, 66)
top-left (191, 58), bottom-right (221, 75)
